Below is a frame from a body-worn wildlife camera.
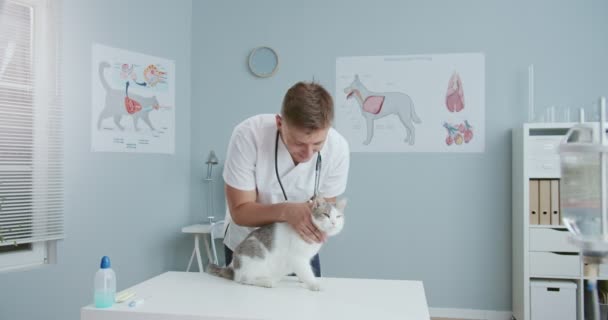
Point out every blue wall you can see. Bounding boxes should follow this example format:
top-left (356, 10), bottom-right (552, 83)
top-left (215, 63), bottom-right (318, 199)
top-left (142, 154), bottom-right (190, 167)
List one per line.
top-left (1, 1), bottom-right (607, 319)
top-left (190, 0), bottom-right (608, 311)
top-left (0, 1), bottom-right (193, 319)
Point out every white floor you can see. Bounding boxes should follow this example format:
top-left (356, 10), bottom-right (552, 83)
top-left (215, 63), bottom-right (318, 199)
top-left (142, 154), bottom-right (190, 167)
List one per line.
top-left (429, 308), bottom-right (512, 320)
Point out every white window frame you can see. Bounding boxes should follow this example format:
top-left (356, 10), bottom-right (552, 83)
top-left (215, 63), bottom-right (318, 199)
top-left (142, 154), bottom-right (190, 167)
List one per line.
top-left (0, 242), bottom-right (46, 272)
top-left (0, 0), bottom-right (60, 273)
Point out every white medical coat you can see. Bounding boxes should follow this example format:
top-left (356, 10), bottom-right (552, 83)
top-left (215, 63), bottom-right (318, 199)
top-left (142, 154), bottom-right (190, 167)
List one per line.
top-left (222, 114), bottom-right (350, 250)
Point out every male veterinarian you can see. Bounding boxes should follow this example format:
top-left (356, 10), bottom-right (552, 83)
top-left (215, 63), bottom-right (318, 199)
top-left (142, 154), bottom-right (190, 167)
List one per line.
top-left (222, 81), bottom-right (350, 277)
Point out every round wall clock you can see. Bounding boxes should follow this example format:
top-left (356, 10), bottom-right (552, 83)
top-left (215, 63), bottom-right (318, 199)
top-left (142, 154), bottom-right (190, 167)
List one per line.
top-left (248, 46), bottom-right (279, 78)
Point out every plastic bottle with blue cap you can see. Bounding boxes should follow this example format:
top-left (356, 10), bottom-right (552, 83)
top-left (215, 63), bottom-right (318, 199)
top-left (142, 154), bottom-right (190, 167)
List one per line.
top-left (94, 256), bottom-right (116, 308)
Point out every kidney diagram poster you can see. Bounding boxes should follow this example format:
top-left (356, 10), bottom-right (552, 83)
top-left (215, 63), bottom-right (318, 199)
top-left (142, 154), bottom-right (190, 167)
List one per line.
top-left (91, 43), bottom-right (175, 154)
top-left (336, 53), bottom-right (485, 153)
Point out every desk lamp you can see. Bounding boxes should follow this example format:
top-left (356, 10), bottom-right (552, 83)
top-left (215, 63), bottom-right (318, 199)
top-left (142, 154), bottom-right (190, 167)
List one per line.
top-left (205, 150), bottom-right (219, 223)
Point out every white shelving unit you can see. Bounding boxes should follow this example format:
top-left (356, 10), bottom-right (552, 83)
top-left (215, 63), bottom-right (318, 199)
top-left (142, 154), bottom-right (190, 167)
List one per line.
top-left (512, 123), bottom-right (585, 320)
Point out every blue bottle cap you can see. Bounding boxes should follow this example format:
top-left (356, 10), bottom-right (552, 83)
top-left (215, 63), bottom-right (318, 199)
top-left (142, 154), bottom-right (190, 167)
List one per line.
top-left (100, 256), bottom-right (111, 269)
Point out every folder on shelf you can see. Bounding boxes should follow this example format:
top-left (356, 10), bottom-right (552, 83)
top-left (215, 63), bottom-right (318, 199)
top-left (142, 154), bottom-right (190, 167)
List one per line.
top-left (550, 180), bottom-right (560, 225)
top-left (539, 180), bottom-right (551, 225)
top-left (529, 179), bottom-right (539, 225)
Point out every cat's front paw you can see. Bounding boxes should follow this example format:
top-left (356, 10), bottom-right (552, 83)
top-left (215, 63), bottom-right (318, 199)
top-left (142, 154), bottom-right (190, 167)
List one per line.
top-left (306, 282), bottom-right (321, 291)
top-left (255, 278), bottom-right (274, 288)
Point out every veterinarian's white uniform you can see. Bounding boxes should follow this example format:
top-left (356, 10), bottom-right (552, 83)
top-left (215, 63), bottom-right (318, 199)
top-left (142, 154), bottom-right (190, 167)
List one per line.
top-left (222, 114), bottom-right (350, 250)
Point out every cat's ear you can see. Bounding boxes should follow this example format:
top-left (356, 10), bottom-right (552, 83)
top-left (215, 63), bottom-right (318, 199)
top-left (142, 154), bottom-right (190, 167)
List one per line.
top-left (336, 198), bottom-right (347, 211)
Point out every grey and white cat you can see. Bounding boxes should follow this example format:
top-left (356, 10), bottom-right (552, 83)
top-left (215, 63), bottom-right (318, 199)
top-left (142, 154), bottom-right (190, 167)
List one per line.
top-left (208, 198), bottom-right (346, 291)
top-left (97, 61), bottom-right (160, 131)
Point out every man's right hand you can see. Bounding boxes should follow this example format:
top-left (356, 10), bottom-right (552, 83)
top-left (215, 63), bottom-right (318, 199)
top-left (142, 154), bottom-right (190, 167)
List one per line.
top-left (284, 202), bottom-right (326, 244)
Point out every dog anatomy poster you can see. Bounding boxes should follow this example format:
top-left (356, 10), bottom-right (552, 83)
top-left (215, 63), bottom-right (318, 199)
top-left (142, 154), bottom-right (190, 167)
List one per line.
top-left (336, 53), bottom-right (484, 153)
top-left (91, 44), bottom-right (175, 154)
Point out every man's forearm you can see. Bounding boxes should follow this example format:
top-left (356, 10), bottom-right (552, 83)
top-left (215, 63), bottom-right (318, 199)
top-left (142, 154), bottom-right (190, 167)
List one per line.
top-left (230, 202), bottom-right (289, 227)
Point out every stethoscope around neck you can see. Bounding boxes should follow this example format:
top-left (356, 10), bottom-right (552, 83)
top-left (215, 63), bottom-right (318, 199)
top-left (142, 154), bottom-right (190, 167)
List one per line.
top-left (275, 130), bottom-right (321, 202)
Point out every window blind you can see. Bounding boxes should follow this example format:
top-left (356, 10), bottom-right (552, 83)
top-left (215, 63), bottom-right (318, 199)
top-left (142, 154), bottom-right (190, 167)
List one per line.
top-left (0, 0), bottom-right (63, 246)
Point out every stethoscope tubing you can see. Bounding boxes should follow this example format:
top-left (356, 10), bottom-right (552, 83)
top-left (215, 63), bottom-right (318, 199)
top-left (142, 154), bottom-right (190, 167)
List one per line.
top-left (275, 130), bottom-right (321, 201)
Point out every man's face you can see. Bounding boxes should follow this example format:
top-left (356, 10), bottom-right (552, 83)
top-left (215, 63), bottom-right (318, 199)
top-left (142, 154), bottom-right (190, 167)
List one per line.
top-left (276, 115), bottom-right (329, 164)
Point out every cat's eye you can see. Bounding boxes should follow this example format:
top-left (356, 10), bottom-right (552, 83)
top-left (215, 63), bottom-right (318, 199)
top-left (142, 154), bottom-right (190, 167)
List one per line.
top-left (323, 213), bottom-right (330, 218)
top-left (337, 215), bottom-right (343, 218)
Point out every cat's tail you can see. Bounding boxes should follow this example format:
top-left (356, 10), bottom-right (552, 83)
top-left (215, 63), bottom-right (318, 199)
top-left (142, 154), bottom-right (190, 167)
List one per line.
top-left (207, 263), bottom-right (234, 280)
top-left (98, 61), bottom-right (111, 91)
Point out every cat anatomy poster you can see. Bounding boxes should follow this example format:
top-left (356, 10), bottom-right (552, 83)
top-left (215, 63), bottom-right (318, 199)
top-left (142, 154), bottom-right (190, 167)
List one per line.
top-left (336, 53), bottom-right (484, 153)
top-left (91, 44), bottom-right (175, 154)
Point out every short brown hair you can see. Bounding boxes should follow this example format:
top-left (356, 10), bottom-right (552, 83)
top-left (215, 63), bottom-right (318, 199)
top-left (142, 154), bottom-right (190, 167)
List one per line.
top-left (281, 82), bottom-right (334, 130)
